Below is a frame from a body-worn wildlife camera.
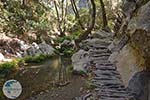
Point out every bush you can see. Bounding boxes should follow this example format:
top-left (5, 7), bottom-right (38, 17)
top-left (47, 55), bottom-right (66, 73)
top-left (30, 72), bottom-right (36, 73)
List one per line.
top-left (0, 61), bottom-right (18, 76)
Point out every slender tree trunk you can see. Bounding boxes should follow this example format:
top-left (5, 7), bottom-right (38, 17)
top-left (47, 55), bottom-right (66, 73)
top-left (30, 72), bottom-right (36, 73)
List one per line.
top-left (75, 0), bottom-right (96, 47)
top-left (99, 0), bottom-right (108, 29)
top-left (54, 1), bottom-right (65, 37)
top-left (70, 0), bottom-right (85, 30)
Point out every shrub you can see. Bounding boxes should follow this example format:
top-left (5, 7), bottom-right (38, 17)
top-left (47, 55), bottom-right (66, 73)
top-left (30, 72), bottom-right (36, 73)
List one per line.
top-left (0, 61), bottom-right (18, 76)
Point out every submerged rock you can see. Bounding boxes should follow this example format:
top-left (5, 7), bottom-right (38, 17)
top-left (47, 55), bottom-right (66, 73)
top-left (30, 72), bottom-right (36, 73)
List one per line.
top-left (71, 49), bottom-right (89, 72)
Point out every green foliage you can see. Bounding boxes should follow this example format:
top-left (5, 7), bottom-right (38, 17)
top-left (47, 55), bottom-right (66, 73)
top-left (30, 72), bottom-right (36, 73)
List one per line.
top-left (0, 60), bottom-right (18, 76)
top-left (62, 47), bottom-right (75, 57)
top-left (24, 54), bottom-right (52, 63)
top-left (0, 54), bottom-right (52, 77)
top-left (56, 47), bottom-right (75, 57)
top-left (0, 0), bottom-right (51, 35)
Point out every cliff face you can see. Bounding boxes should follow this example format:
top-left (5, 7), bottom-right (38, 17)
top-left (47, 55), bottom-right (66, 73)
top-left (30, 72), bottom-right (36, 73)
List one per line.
top-left (110, 1), bottom-right (150, 99)
top-left (123, 0), bottom-right (150, 69)
top-left (106, 1), bottom-right (150, 99)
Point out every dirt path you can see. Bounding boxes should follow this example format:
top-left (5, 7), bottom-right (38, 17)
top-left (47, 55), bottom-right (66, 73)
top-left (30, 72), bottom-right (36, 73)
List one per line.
top-left (27, 76), bottom-right (86, 100)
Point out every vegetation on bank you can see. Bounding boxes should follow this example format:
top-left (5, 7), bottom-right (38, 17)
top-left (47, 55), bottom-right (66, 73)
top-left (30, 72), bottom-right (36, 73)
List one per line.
top-left (0, 54), bottom-right (52, 77)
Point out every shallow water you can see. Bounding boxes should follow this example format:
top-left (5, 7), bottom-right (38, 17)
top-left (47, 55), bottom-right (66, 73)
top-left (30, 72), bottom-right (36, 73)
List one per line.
top-left (4, 56), bottom-right (73, 100)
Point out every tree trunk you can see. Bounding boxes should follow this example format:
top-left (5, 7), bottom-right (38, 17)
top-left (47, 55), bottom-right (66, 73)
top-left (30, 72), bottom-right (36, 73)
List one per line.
top-left (99, 0), bottom-right (108, 29)
top-left (75, 0), bottom-right (96, 47)
top-left (54, 0), bottom-right (65, 37)
top-left (70, 0), bottom-right (85, 30)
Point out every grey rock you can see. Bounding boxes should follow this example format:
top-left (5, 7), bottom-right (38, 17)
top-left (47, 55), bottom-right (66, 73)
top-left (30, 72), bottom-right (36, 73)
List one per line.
top-left (108, 35), bottom-right (129, 52)
top-left (71, 49), bottom-right (89, 72)
top-left (61, 40), bottom-right (74, 48)
top-left (127, 71), bottom-right (150, 100)
top-left (39, 42), bottom-right (55, 55)
top-left (25, 42), bottom-right (55, 56)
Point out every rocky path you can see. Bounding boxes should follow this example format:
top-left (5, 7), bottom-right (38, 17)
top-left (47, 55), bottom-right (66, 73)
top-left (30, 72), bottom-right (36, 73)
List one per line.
top-left (76, 31), bottom-right (133, 100)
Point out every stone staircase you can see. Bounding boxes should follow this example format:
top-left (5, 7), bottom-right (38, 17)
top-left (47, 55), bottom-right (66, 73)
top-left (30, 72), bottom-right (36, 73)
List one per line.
top-left (75, 31), bottom-right (134, 100)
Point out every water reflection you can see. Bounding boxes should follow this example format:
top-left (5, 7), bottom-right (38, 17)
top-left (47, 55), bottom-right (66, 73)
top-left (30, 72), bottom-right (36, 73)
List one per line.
top-left (7, 56), bottom-right (72, 99)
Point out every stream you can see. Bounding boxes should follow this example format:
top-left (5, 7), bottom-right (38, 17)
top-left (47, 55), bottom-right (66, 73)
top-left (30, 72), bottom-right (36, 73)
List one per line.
top-left (2, 56), bottom-right (86, 100)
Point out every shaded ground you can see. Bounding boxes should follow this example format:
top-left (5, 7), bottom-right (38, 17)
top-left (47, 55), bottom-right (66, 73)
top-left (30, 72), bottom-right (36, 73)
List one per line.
top-left (27, 76), bottom-right (86, 100)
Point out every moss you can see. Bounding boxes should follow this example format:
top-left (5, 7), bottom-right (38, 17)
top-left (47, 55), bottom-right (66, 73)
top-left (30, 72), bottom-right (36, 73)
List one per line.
top-left (24, 54), bottom-right (52, 63)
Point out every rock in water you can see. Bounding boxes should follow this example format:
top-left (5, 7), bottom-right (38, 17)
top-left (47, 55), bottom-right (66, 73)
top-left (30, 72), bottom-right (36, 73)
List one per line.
top-left (71, 50), bottom-right (89, 72)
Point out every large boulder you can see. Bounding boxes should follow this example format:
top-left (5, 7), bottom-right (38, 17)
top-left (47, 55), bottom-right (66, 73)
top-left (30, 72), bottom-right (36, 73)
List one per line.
top-left (109, 44), bottom-right (141, 86)
top-left (127, 1), bottom-right (150, 69)
top-left (127, 71), bottom-right (150, 100)
top-left (71, 49), bottom-right (89, 72)
top-left (39, 42), bottom-right (55, 55)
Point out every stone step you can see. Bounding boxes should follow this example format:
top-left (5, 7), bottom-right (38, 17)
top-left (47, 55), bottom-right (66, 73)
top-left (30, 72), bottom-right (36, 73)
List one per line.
top-left (92, 79), bottom-right (123, 86)
top-left (94, 73), bottom-right (121, 80)
top-left (98, 89), bottom-right (128, 96)
top-left (94, 84), bottom-right (125, 90)
top-left (99, 98), bottom-right (125, 100)
top-left (99, 96), bottom-right (126, 100)
top-left (87, 46), bottom-right (108, 50)
top-left (93, 73), bottom-right (120, 79)
top-left (101, 84), bottom-right (125, 90)
top-left (93, 76), bottom-right (120, 81)
top-left (90, 52), bottom-right (111, 57)
top-left (91, 55), bottom-right (110, 58)
top-left (89, 49), bottom-right (111, 53)
top-left (90, 56), bottom-right (109, 61)
top-left (98, 94), bottom-right (127, 98)
top-left (93, 70), bottom-right (120, 76)
top-left (93, 61), bottom-right (115, 65)
top-left (95, 65), bottom-right (116, 71)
